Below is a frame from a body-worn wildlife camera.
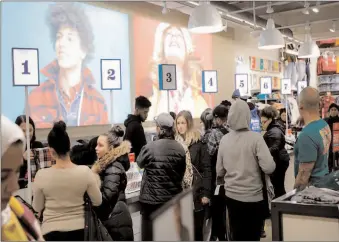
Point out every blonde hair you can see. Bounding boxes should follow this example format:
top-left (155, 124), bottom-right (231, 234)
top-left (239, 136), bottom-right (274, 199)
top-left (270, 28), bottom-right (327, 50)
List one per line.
top-left (175, 110), bottom-right (200, 145)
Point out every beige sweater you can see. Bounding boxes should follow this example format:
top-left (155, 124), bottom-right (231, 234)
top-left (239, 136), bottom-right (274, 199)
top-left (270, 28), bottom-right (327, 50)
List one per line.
top-left (32, 165), bottom-right (102, 235)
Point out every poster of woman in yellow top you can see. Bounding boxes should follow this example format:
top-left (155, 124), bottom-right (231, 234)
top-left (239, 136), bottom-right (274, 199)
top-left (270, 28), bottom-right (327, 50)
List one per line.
top-left (133, 16), bottom-right (214, 120)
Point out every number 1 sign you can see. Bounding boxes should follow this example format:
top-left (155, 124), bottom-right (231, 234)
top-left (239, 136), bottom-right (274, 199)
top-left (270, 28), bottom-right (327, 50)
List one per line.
top-left (12, 48), bottom-right (40, 86)
top-left (100, 59), bottom-right (122, 90)
top-left (202, 70), bottom-right (218, 93)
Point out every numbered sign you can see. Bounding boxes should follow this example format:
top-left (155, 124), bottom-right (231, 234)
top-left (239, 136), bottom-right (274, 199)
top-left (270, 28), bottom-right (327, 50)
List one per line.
top-left (281, 78), bottom-right (292, 95)
top-left (202, 70), bottom-right (218, 93)
top-left (12, 48), bottom-right (40, 86)
top-left (158, 64), bottom-right (177, 90)
top-left (260, 77), bottom-right (272, 94)
top-left (297, 80), bottom-right (307, 95)
top-left (100, 59), bottom-right (122, 90)
top-left (235, 74), bottom-right (248, 96)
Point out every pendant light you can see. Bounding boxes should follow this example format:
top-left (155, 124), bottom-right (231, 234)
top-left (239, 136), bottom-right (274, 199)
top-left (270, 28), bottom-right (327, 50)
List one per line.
top-left (298, 25), bottom-right (320, 58)
top-left (188, 1), bottom-right (226, 34)
top-left (258, 18), bottom-right (285, 50)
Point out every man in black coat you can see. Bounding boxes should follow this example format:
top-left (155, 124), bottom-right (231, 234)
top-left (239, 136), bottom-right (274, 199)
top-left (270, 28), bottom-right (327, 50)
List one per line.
top-left (124, 96), bottom-right (152, 160)
top-left (137, 112), bottom-right (186, 241)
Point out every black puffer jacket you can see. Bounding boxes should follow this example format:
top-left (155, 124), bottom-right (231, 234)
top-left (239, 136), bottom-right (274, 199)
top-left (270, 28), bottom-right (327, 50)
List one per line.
top-left (263, 120), bottom-right (290, 167)
top-left (187, 132), bottom-right (213, 212)
top-left (137, 138), bottom-right (186, 205)
top-left (92, 141), bottom-right (133, 241)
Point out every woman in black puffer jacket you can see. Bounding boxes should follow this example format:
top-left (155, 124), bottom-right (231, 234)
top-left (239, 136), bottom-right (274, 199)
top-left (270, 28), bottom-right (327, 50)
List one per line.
top-left (91, 126), bottom-right (133, 241)
top-left (261, 106), bottom-right (290, 198)
top-left (176, 110), bottom-right (212, 241)
top-left (137, 112), bottom-right (186, 241)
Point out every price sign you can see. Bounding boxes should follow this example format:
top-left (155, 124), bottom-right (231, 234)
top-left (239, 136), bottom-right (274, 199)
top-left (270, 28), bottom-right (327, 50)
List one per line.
top-left (202, 70), bottom-right (218, 93)
top-left (281, 78), bottom-right (292, 95)
top-left (100, 59), bottom-right (122, 90)
top-left (297, 80), bottom-right (307, 95)
top-left (260, 77), bottom-right (272, 94)
top-left (12, 48), bottom-right (40, 86)
top-left (158, 64), bottom-right (177, 90)
top-left (235, 74), bottom-right (248, 96)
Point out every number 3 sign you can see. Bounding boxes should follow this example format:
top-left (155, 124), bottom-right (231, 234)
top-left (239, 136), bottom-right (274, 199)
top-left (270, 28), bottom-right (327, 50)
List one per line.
top-left (12, 48), bottom-right (40, 86)
top-left (158, 64), bottom-right (177, 90)
top-left (101, 59), bottom-right (122, 90)
top-left (202, 70), bottom-right (218, 93)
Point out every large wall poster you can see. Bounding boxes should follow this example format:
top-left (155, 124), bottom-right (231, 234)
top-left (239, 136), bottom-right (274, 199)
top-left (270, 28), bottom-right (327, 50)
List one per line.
top-left (133, 15), bottom-right (214, 120)
top-left (1, 2), bottom-right (131, 128)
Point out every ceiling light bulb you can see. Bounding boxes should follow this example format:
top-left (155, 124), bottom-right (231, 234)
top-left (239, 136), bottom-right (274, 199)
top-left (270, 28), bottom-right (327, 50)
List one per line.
top-left (329, 21), bottom-right (336, 33)
top-left (312, 7), bottom-right (319, 13)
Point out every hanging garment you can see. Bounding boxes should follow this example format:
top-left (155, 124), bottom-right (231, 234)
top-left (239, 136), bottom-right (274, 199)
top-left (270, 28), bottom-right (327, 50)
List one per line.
top-left (284, 62), bottom-right (298, 88)
top-left (306, 61), bottom-right (310, 86)
top-left (287, 97), bottom-right (300, 125)
top-left (296, 59), bottom-right (307, 82)
top-left (318, 55), bottom-right (337, 75)
top-left (249, 108), bottom-right (261, 133)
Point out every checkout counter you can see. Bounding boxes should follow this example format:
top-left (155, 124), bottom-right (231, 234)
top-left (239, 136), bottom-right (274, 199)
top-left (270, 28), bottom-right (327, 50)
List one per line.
top-left (271, 189), bottom-right (339, 241)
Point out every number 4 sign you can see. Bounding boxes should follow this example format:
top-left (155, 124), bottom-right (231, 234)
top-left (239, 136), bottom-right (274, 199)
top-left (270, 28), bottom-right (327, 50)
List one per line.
top-left (281, 78), bottom-right (292, 95)
top-left (101, 59), bottom-right (122, 90)
top-left (158, 64), bottom-right (177, 90)
top-left (12, 48), bottom-right (40, 86)
top-left (202, 70), bottom-right (218, 93)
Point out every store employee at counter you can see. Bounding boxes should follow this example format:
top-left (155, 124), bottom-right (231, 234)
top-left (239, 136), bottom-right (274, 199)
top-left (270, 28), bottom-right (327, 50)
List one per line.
top-left (294, 87), bottom-right (331, 190)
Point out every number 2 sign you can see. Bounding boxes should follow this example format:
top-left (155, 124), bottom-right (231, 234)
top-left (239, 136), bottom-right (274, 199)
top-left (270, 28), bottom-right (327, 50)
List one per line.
top-left (12, 48), bottom-right (40, 86)
top-left (158, 64), bottom-right (177, 90)
top-left (100, 59), bottom-right (122, 90)
top-left (202, 70), bottom-right (218, 93)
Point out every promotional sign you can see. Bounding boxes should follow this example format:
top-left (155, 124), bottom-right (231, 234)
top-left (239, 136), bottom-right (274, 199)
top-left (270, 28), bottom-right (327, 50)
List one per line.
top-left (12, 48), bottom-right (40, 86)
top-left (297, 80), bottom-right (307, 95)
top-left (260, 77), bottom-right (272, 94)
top-left (100, 59), bottom-right (122, 90)
top-left (202, 70), bottom-right (218, 93)
top-left (281, 78), bottom-right (292, 95)
top-left (158, 64), bottom-right (177, 90)
top-left (235, 74), bottom-right (248, 96)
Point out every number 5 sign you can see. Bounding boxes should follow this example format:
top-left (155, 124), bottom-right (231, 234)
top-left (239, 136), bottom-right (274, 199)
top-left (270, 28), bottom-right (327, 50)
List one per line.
top-left (12, 48), bottom-right (40, 86)
top-left (281, 78), bottom-right (292, 95)
top-left (260, 77), bottom-right (272, 94)
top-left (202, 70), bottom-right (218, 93)
top-left (101, 59), bottom-right (122, 90)
top-left (158, 64), bottom-right (177, 90)
top-left (235, 74), bottom-right (248, 96)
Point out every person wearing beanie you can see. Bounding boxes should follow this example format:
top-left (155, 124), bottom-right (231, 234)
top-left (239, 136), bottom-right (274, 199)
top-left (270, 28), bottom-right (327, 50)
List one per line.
top-left (324, 103), bottom-right (339, 172)
top-left (232, 89), bottom-right (241, 100)
top-left (1, 115), bottom-right (44, 241)
top-left (137, 113), bottom-right (186, 241)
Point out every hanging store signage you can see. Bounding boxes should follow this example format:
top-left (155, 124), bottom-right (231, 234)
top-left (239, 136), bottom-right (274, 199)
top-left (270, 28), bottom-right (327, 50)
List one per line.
top-left (235, 74), bottom-right (248, 96)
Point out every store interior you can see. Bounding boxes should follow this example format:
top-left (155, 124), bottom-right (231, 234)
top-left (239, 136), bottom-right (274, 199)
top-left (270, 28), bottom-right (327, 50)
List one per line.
top-left (2, 1), bottom-right (339, 241)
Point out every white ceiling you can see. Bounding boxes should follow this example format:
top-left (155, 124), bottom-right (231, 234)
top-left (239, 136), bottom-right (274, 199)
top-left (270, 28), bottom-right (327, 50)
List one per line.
top-left (149, 1), bottom-right (339, 42)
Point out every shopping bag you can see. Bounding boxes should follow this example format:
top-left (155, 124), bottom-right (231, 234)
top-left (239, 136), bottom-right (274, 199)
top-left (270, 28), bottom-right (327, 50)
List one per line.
top-left (84, 193), bottom-right (112, 241)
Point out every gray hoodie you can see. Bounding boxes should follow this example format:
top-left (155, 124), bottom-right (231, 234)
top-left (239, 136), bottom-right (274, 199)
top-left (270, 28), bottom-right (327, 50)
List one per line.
top-left (216, 99), bottom-right (275, 202)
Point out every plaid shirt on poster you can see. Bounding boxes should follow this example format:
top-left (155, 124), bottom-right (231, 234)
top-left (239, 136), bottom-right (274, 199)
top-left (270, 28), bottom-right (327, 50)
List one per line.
top-left (28, 60), bottom-right (109, 128)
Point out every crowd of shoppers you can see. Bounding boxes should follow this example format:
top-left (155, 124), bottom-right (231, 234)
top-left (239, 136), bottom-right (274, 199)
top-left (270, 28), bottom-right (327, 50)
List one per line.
top-left (2, 88), bottom-right (335, 241)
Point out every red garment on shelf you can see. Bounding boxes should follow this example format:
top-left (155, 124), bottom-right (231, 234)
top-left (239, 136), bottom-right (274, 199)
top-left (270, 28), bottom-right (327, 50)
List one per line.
top-left (317, 56), bottom-right (337, 75)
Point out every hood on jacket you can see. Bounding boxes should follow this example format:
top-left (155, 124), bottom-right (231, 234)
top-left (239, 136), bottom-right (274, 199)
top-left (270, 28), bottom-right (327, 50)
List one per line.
top-left (124, 114), bottom-right (142, 127)
top-left (92, 141), bottom-right (131, 174)
top-left (232, 89), bottom-right (240, 99)
top-left (1, 115), bottom-right (25, 158)
top-left (268, 120), bottom-right (285, 133)
top-left (228, 99), bottom-right (251, 131)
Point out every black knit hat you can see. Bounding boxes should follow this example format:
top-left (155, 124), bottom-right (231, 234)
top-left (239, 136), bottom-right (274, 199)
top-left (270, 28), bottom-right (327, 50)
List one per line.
top-left (328, 103), bottom-right (339, 112)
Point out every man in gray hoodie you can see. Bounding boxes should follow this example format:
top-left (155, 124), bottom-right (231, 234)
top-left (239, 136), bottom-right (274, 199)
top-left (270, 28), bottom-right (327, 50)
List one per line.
top-left (216, 99), bottom-right (275, 241)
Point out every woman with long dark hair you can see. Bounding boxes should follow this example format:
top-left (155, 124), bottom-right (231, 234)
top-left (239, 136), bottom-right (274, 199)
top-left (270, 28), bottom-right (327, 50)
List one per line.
top-left (15, 115), bottom-right (44, 189)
